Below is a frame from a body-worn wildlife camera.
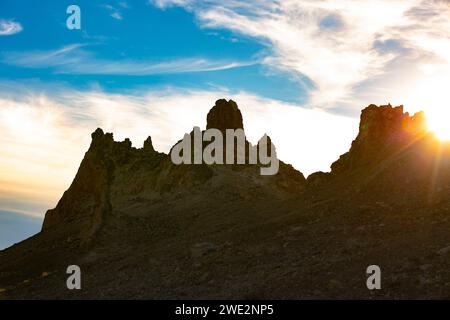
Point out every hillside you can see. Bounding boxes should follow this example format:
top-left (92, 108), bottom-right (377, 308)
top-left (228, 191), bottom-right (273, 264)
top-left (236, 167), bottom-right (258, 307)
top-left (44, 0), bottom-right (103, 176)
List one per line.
top-left (1, 99), bottom-right (450, 299)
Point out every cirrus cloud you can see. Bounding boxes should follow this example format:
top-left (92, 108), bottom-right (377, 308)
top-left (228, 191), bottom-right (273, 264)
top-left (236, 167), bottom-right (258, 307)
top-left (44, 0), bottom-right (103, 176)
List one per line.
top-left (150, 0), bottom-right (450, 115)
top-left (0, 19), bottom-right (22, 36)
top-left (0, 44), bottom-right (259, 75)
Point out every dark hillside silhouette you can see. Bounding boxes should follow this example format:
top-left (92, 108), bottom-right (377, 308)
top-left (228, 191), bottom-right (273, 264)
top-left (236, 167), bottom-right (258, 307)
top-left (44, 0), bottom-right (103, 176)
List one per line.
top-left (1, 99), bottom-right (450, 299)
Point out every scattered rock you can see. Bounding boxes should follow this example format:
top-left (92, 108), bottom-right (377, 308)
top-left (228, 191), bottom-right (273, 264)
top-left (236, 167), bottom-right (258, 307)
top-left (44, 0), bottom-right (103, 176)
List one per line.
top-left (289, 225), bottom-right (304, 233)
top-left (420, 264), bottom-right (433, 271)
top-left (437, 246), bottom-right (450, 256)
top-left (328, 279), bottom-right (343, 289)
top-left (190, 242), bottom-right (219, 258)
top-left (419, 276), bottom-right (433, 286)
top-left (199, 272), bottom-right (211, 283)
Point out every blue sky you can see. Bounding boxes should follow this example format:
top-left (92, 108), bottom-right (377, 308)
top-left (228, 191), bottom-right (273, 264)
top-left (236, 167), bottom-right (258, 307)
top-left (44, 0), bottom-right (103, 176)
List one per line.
top-left (0, 0), bottom-right (309, 104)
top-left (0, 210), bottom-right (41, 250)
top-left (1, 0), bottom-right (450, 249)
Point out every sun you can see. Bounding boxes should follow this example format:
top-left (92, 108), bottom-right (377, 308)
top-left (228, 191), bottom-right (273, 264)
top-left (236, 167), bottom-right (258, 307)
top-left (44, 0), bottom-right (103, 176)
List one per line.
top-left (402, 69), bottom-right (450, 141)
top-left (426, 109), bottom-right (450, 141)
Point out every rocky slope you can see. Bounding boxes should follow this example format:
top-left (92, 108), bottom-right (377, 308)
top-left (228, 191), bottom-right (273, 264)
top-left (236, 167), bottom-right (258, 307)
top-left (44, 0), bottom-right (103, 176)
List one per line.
top-left (1, 99), bottom-right (450, 299)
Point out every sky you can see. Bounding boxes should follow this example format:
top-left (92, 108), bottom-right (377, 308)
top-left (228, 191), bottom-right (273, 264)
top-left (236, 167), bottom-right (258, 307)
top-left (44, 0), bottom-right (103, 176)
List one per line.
top-left (0, 210), bottom-right (41, 250)
top-left (1, 0), bottom-right (450, 236)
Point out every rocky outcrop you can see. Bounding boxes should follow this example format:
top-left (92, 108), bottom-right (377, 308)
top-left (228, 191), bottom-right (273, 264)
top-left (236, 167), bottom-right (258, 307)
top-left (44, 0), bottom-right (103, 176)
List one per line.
top-left (206, 99), bottom-right (244, 132)
top-left (38, 101), bottom-right (443, 243)
top-left (41, 99), bottom-right (306, 245)
top-left (330, 104), bottom-right (428, 173)
top-left (318, 103), bottom-right (450, 207)
top-left (143, 136), bottom-right (155, 152)
top-left (42, 128), bottom-right (135, 244)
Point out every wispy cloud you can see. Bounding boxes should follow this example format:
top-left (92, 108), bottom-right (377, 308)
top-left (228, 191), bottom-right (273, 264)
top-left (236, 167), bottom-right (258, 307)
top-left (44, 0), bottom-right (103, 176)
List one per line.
top-left (0, 19), bottom-right (22, 36)
top-left (118, 1), bottom-right (130, 9)
top-left (1, 44), bottom-right (258, 75)
top-left (110, 12), bottom-right (123, 20)
top-left (102, 4), bottom-right (125, 20)
top-left (150, 0), bottom-right (450, 115)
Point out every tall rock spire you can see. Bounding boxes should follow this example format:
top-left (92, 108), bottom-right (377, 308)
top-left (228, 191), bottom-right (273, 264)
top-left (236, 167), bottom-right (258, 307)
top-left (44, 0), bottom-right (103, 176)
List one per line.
top-left (206, 99), bottom-right (244, 132)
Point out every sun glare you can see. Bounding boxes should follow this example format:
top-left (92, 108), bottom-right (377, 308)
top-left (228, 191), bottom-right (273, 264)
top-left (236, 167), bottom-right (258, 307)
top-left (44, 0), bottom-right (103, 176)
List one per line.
top-left (402, 69), bottom-right (450, 141)
top-left (426, 109), bottom-right (450, 141)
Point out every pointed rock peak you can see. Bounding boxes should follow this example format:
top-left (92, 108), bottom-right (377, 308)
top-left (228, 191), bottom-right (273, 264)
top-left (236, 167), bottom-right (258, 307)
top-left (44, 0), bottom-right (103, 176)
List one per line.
top-left (122, 138), bottom-right (132, 148)
top-left (206, 99), bottom-right (244, 132)
top-left (90, 128), bottom-right (114, 148)
top-left (257, 134), bottom-right (276, 155)
top-left (143, 136), bottom-right (155, 152)
top-left (257, 134), bottom-right (273, 148)
top-left (91, 127), bottom-right (105, 140)
top-left (258, 133), bottom-right (271, 143)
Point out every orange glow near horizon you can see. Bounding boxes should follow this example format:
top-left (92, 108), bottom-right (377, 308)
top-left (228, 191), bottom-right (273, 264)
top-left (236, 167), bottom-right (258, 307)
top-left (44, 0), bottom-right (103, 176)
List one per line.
top-left (427, 117), bottom-right (450, 141)
top-left (427, 111), bottom-right (450, 141)
top-left (401, 67), bottom-right (450, 141)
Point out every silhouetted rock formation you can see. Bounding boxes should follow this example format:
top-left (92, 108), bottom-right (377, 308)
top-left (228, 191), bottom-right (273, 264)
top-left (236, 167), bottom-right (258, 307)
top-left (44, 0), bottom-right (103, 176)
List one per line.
top-left (43, 128), bottom-right (118, 241)
top-left (3, 99), bottom-right (450, 300)
top-left (206, 99), bottom-right (244, 132)
top-left (43, 99), bottom-right (305, 246)
top-left (331, 104), bottom-right (427, 173)
top-left (143, 136), bottom-right (155, 152)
